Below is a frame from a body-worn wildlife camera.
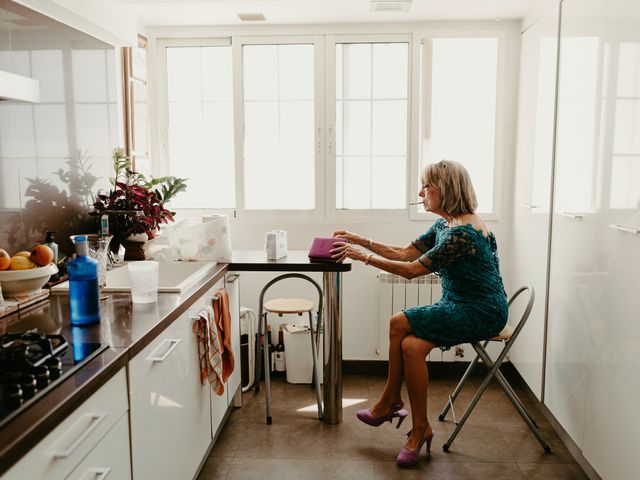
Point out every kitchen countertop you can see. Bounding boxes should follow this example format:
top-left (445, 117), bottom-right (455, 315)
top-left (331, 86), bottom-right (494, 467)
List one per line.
top-left (0, 262), bottom-right (228, 475)
top-left (0, 252), bottom-right (352, 473)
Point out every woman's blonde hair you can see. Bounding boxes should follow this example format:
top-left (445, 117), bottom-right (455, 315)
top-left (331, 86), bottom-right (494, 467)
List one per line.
top-left (423, 159), bottom-right (478, 216)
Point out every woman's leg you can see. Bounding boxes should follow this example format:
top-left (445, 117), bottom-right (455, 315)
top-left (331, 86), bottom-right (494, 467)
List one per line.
top-left (402, 335), bottom-right (436, 449)
top-left (371, 312), bottom-right (414, 416)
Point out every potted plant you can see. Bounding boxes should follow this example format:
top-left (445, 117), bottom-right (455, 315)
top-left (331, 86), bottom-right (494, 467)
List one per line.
top-left (93, 148), bottom-right (187, 259)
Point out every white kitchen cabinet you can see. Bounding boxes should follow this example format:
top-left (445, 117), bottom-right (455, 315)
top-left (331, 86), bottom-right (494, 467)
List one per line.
top-left (225, 272), bottom-right (242, 407)
top-left (66, 413), bottom-right (131, 480)
top-left (550, 1), bottom-right (640, 479)
top-left (4, 369), bottom-right (128, 480)
top-left (208, 277), bottom-right (230, 436)
top-left (129, 286), bottom-right (217, 480)
top-left (507, 3), bottom-right (559, 400)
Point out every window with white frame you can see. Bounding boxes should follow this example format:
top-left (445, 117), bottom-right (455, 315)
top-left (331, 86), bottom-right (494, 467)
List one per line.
top-left (335, 42), bottom-right (409, 210)
top-left (419, 37), bottom-right (499, 214)
top-left (164, 43), bottom-right (235, 209)
top-left (158, 30), bottom-right (508, 218)
top-left (242, 43), bottom-right (316, 210)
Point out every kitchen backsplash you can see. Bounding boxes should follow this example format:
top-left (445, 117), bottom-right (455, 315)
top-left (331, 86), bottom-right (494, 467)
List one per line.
top-left (0, 0), bottom-right (118, 256)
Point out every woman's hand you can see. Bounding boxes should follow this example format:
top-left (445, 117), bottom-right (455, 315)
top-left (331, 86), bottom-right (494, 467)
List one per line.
top-left (330, 241), bottom-right (368, 264)
top-left (332, 230), bottom-right (367, 246)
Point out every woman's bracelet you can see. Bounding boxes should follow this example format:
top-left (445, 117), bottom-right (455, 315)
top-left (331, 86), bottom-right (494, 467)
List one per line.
top-left (364, 253), bottom-right (373, 265)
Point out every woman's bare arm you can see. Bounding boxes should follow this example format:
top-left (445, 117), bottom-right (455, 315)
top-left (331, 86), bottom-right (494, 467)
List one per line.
top-left (332, 230), bottom-right (422, 261)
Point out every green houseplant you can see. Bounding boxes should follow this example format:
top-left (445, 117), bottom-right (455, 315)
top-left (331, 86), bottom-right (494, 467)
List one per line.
top-left (93, 148), bottom-right (187, 256)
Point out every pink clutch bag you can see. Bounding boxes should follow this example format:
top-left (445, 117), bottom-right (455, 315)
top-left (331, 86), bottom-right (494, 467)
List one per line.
top-left (308, 237), bottom-right (346, 262)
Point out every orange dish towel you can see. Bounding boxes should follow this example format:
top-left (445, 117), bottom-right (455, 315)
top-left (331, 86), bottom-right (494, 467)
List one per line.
top-left (213, 288), bottom-right (235, 383)
top-left (193, 305), bottom-right (224, 396)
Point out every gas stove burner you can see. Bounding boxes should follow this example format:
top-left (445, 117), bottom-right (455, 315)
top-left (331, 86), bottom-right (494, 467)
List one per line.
top-left (0, 331), bottom-right (68, 368)
top-left (0, 329), bottom-right (106, 426)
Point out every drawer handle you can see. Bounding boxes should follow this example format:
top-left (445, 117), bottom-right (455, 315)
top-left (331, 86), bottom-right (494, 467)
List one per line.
top-left (558, 212), bottom-right (584, 220)
top-left (79, 467), bottom-right (111, 480)
top-left (520, 202), bottom-right (541, 209)
top-left (146, 339), bottom-right (181, 362)
top-left (610, 223), bottom-right (640, 234)
top-left (51, 413), bottom-right (107, 459)
top-left (226, 273), bottom-right (240, 283)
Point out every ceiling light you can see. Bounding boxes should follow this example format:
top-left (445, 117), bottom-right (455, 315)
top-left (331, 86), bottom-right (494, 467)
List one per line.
top-left (238, 13), bottom-right (266, 22)
top-left (370, 0), bottom-right (412, 12)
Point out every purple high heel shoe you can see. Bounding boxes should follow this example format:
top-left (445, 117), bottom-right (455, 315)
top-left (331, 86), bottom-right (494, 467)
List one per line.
top-left (356, 401), bottom-right (409, 428)
top-left (396, 426), bottom-right (436, 467)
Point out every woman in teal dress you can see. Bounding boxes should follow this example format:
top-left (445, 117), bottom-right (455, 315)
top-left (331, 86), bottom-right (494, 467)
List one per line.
top-left (332, 159), bottom-right (508, 467)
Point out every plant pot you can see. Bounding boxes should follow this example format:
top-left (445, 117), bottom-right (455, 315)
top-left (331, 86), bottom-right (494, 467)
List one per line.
top-left (126, 232), bottom-right (149, 242)
top-left (122, 240), bottom-right (146, 261)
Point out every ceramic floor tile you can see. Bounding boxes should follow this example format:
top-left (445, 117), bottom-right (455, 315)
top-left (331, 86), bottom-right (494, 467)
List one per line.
top-left (197, 372), bottom-right (588, 480)
top-left (198, 456), bottom-right (231, 479)
top-left (518, 462), bottom-right (589, 479)
top-left (225, 458), bottom-right (375, 480)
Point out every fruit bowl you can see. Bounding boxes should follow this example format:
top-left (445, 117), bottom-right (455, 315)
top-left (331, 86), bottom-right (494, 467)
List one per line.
top-left (0, 264), bottom-right (58, 297)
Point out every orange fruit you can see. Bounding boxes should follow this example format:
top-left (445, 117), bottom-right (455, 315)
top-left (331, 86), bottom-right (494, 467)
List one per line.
top-left (0, 249), bottom-right (10, 271)
top-left (10, 256), bottom-right (36, 270)
top-left (30, 244), bottom-right (54, 267)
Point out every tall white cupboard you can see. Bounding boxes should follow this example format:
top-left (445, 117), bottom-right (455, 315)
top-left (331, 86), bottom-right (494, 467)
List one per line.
top-left (510, 1), bottom-right (640, 479)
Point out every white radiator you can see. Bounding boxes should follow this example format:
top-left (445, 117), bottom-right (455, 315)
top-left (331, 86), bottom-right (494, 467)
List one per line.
top-left (377, 271), bottom-right (459, 362)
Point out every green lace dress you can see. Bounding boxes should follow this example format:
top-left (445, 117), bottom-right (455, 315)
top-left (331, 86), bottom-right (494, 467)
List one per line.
top-left (404, 218), bottom-right (508, 347)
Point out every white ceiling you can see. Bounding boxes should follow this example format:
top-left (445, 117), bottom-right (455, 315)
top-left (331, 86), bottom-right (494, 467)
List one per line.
top-left (114, 0), bottom-right (553, 27)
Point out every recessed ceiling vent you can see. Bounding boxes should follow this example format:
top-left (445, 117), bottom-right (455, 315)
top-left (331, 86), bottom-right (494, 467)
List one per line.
top-left (370, 0), bottom-right (412, 12)
top-left (238, 13), bottom-right (266, 22)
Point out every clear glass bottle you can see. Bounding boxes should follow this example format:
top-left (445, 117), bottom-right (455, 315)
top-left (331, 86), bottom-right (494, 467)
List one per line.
top-left (68, 235), bottom-right (100, 326)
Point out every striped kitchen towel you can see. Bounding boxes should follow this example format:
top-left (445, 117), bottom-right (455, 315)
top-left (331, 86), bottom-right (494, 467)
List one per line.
top-left (193, 305), bottom-right (224, 396)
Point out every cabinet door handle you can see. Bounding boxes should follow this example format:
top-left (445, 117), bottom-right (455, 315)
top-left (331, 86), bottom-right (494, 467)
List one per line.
top-left (51, 413), bottom-right (107, 459)
top-left (79, 467), bottom-right (111, 480)
top-left (146, 339), bottom-right (181, 362)
top-left (610, 224), bottom-right (640, 234)
top-left (520, 202), bottom-right (541, 209)
top-left (226, 273), bottom-right (240, 283)
top-left (558, 212), bottom-right (584, 219)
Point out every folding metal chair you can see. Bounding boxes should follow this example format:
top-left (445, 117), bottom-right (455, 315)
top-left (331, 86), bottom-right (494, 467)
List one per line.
top-left (438, 285), bottom-right (551, 453)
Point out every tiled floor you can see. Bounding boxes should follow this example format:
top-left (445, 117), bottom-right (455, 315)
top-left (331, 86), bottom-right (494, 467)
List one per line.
top-left (198, 372), bottom-right (588, 480)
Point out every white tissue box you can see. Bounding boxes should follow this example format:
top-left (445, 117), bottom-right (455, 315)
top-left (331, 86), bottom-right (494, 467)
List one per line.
top-left (265, 230), bottom-right (287, 260)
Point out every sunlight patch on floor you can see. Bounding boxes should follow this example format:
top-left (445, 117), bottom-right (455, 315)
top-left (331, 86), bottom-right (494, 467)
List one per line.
top-left (296, 398), bottom-right (367, 412)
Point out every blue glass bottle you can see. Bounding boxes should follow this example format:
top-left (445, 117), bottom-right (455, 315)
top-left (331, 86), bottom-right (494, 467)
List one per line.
top-left (68, 235), bottom-right (100, 326)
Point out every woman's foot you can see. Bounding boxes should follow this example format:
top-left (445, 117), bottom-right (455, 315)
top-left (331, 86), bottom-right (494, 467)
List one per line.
top-left (356, 399), bottom-right (408, 428)
top-left (370, 399), bottom-right (403, 418)
top-left (396, 425), bottom-right (435, 467)
top-left (405, 424), bottom-right (433, 450)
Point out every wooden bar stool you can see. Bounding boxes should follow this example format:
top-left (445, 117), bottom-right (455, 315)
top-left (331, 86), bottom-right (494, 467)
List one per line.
top-left (254, 273), bottom-right (323, 424)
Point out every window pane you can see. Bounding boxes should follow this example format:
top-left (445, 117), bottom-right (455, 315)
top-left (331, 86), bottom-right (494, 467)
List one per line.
top-left (336, 42), bottom-right (408, 210)
top-left (166, 45), bottom-right (235, 209)
top-left (421, 38), bottom-right (498, 213)
top-left (373, 43), bottom-right (408, 98)
top-left (372, 156), bottom-right (406, 209)
top-left (372, 100), bottom-right (407, 155)
top-left (337, 156), bottom-right (371, 209)
top-left (243, 44), bottom-right (315, 210)
top-left (337, 44), bottom-right (371, 100)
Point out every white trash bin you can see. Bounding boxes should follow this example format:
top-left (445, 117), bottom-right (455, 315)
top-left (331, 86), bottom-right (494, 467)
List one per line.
top-left (283, 324), bottom-right (323, 384)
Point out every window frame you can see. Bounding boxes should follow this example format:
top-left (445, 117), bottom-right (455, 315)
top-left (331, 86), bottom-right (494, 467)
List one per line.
top-left (155, 36), bottom-right (236, 216)
top-left (325, 33), bottom-right (413, 222)
top-left (232, 35), bottom-right (325, 222)
top-left (151, 24), bottom-right (512, 223)
top-left (409, 28), bottom-right (508, 222)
